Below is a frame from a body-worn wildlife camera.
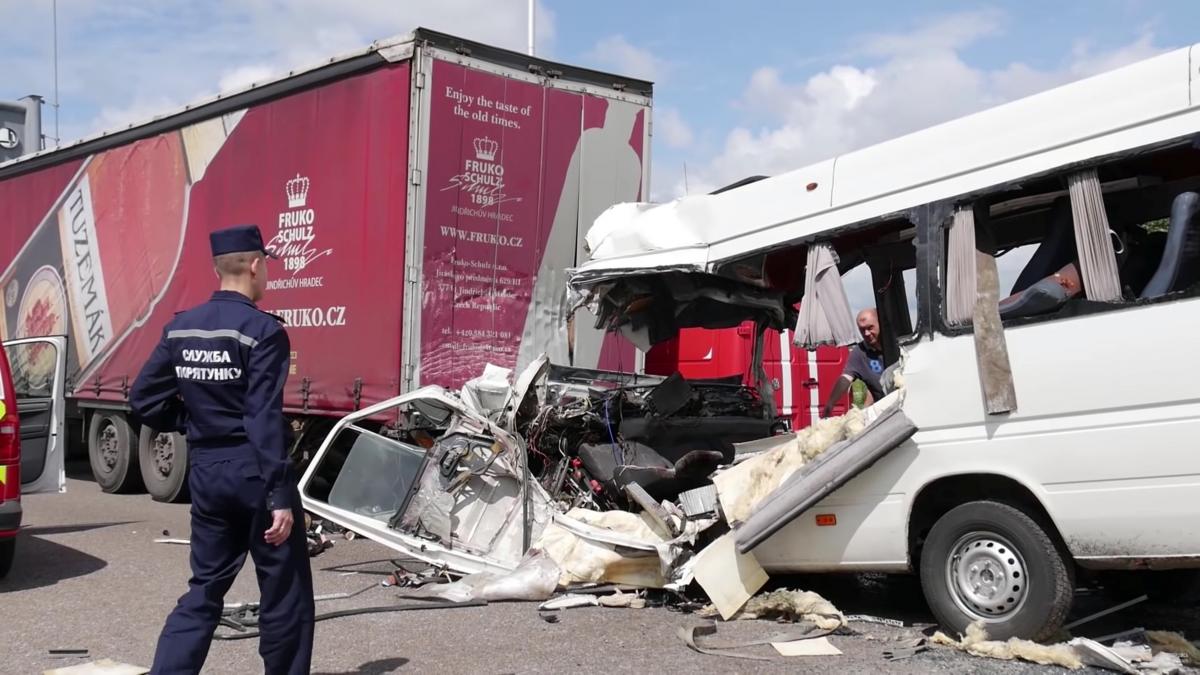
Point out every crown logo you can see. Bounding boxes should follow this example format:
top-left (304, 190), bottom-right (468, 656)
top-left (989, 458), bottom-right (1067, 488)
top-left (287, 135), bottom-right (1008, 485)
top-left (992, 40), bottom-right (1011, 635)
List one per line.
top-left (473, 137), bottom-right (498, 162)
top-left (286, 173), bottom-right (310, 208)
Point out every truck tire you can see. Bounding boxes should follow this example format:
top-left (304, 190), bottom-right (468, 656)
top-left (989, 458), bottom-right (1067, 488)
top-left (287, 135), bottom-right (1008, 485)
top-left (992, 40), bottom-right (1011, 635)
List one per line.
top-left (87, 412), bottom-right (143, 494)
top-left (919, 500), bottom-right (1073, 642)
top-left (0, 538), bottom-right (14, 579)
top-left (139, 427), bottom-right (189, 503)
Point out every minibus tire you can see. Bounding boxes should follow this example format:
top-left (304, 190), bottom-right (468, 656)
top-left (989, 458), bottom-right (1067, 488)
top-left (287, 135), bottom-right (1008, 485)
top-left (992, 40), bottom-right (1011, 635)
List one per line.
top-left (87, 412), bottom-right (143, 494)
top-left (920, 500), bottom-right (1073, 642)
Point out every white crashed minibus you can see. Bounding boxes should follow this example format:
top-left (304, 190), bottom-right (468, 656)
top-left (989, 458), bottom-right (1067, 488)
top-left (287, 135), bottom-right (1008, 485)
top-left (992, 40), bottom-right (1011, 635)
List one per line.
top-left (569, 44), bottom-right (1200, 640)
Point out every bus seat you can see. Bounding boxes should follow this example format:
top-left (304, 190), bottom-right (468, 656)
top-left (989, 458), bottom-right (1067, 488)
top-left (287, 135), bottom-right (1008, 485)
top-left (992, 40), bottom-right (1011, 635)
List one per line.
top-left (1011, 197), bottom-right (1076, 295)
top-left (1117, 227), bottom-right (1166, 297)
top-left (1140, 191), bottom-right (1200, 299)
top-left (999, 275), bottom-right (1071, 320)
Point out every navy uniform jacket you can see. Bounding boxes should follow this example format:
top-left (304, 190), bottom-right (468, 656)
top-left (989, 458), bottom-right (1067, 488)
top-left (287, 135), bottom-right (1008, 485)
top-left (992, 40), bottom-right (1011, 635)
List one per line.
top-left (130, 290), bottom-right (293, 510)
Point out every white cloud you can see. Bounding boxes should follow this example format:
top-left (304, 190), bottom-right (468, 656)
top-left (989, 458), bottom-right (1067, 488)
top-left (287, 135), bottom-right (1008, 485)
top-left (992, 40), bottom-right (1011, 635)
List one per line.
top-left (676, 12), bottom-right (1171, 197)
top-left (656, 107), bottom-right (694, 149)
top-left (858, 8), bottom-right (1006, 57)
top-left (218, 65), bottom-right (278, 93)
top-left (587, 35), bottom-right (668, 82)
top-left (95, 96), bottom-right (187, 130)
top-left (1, 0), bottom-right (555, 144)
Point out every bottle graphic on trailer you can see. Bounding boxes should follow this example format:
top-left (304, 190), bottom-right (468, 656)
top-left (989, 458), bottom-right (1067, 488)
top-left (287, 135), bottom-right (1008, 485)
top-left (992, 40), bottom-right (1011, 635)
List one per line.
top-left (0, 119), bottom-right (232, 390)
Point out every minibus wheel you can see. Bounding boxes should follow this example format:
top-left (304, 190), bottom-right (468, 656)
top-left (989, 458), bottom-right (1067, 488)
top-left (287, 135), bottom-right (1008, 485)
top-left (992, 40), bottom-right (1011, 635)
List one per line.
top-left (920, 500), bottom-right (1073, 642)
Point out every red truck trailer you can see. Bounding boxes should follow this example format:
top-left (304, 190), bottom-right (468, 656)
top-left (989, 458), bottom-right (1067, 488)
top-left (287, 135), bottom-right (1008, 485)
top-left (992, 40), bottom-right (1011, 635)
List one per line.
top-left (0, 28), bottom-right (652, 503)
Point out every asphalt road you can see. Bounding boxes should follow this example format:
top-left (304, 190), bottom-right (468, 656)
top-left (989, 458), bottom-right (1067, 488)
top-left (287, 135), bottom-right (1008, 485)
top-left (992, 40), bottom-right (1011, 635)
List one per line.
top-left (2, 462), bottom-right (1196, 674)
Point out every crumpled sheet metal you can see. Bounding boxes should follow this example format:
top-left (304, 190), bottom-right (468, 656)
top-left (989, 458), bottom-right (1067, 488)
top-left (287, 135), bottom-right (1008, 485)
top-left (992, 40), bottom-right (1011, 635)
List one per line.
top-left (410, 505), bottom-right (711, 601)
top-left (460, 363), bottom-right (514, 417)
top-left (1068, 638), bottom-right (1180, 675)
top-left (581, 199), bottom-right (714, 272)
top-left (1106, 641), bottom-right (1185, 675)
top-left (405, 551), bottom-right (561, 603)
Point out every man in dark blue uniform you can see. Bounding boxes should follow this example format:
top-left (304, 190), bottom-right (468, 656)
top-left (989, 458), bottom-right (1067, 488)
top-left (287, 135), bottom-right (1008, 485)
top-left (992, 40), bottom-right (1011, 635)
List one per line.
top-left (130, 224), bottom-right (314, 675)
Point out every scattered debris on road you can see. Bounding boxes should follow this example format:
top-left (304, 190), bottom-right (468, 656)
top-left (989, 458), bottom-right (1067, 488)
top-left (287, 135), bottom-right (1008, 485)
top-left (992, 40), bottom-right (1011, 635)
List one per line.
top-left (151, 538), bottom-right (189, 546)
top-left (882, 637), bottom-right (929, 661)
top-left (598, 589), bottom-right (647, 608)
top-left (42, 659), bottom-right (149, 675)
top-left (1064, 595), bottom-right (1150, 631)
top-left (678, 621), bottom-right (841, 661)
top-left (931, 620), bottom-right (1196, 673)
top-left (847, 614), bottom-right (911, 629)
top-left (538, 594), bottom-right (599, 611)
top-left (47, 649), bottom-right (90, 659)
top-left (931, 622), bottom-right (1084, 669)
top-left (1070, 637), bottom-right (1183, 675)
top-left (699, 588), bottom-right (845, 631)
top-left (1146, 631), bottom-right (1200, 667)
top-left (772, 636), bottom-right (842, 656)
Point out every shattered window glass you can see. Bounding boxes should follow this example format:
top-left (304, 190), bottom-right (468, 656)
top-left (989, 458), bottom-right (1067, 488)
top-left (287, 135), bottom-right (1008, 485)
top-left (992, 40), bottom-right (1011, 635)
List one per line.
top-left (322, 428), bottom-right (426, 523)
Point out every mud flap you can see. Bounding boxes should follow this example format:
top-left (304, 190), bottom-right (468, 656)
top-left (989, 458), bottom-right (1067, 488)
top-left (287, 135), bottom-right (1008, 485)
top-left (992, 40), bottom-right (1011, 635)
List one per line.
top-left (734, 406), bottom-right (918, 554)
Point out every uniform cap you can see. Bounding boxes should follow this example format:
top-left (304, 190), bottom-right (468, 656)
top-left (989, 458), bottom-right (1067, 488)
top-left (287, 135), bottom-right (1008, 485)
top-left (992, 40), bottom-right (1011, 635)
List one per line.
top-left (210, 224), bottom-right (277, 258)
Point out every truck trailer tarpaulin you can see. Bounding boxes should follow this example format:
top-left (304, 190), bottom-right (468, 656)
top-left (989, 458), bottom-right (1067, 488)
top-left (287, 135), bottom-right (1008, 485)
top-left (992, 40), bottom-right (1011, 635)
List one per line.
top-left (0, 28), bottom-right (652, 500)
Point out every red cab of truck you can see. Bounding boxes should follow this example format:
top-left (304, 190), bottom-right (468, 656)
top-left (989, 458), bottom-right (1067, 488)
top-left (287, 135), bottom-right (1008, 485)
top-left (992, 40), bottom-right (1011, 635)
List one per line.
top-left (646, 323), bottom-right (850, 430)
top-left (0, 336), bottom-right (69, 578)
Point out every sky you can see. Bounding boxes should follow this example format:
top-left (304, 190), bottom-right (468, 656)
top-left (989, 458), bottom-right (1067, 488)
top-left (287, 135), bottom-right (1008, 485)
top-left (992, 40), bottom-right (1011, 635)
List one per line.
top-left (4, 0), bottom-right (1200, 311)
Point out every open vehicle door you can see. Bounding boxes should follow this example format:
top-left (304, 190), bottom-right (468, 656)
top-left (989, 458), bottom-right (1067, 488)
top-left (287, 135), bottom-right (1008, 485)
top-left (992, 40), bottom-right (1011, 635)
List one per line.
top-left (299, 358), bottom-right (556, 577)
top-left (2, 337), bottom-right (68, 494)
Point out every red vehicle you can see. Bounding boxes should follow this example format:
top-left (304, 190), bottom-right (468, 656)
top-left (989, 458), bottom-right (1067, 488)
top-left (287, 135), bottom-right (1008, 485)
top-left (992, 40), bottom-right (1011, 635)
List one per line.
top-left (0, 29), bottom-right (651, 504)
top-left (0, 336), bottom-right (68, 578)
top-left (646, 324), bottom-right (850, 430)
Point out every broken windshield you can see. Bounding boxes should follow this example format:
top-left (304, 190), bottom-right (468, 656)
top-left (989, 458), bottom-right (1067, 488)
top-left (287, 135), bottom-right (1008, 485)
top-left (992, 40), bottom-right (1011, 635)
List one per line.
top-left (312, 427), bottom-right (425, 524)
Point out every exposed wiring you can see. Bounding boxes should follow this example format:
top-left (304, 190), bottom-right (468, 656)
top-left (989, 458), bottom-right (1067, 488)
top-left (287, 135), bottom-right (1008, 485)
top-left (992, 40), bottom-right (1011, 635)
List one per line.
top-left (604, 395), bottom-right (623, 465)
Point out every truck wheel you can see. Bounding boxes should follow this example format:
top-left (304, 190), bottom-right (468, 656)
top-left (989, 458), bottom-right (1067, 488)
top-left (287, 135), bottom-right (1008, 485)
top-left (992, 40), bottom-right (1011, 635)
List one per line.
top-left (87, 412), bottom-right (143, 494)
top-left (0, 538), bottom-right (14, 579)
top-left (139, 427), bottom-right (189, 503)
top-left (919, 500), bottom-right (1073, 642)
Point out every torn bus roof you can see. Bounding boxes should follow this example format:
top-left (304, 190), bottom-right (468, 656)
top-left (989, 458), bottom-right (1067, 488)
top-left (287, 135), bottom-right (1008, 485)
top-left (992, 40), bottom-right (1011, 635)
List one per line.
top-left (576, 272), bottom-right (795, 351)
top-left (578, 199), bottom-right (720, 277)
top-left (573, 46), bottom-right (1199, 289)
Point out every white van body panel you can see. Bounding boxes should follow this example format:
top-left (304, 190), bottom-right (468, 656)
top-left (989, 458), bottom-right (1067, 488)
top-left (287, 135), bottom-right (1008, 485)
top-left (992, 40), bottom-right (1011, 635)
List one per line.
top-left (576, 43), bottom-right (1200, 573)
top-left (757, 297), bottom-right (1200, 573)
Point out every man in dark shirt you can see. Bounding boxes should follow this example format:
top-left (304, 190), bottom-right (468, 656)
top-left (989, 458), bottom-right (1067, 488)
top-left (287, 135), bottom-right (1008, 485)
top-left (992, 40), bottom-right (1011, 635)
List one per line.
top-left (822, 308), bottom-right (887, 418)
